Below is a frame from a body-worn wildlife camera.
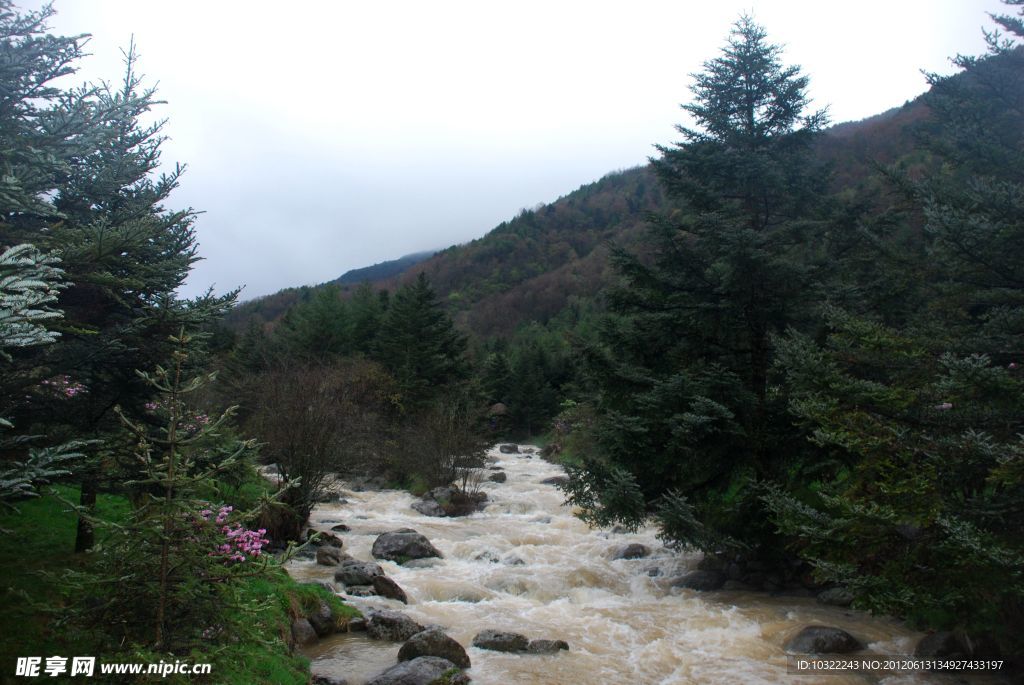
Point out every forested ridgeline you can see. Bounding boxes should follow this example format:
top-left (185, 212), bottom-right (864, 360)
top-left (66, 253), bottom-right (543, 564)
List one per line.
top-left (226, 87), bottom-right (930, 343)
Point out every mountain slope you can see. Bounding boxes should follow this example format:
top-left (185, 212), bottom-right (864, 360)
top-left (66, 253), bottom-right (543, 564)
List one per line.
top-left (331, 251), bottom-right (434, 286)
top-left (224, 251), bottom-right (434, 330)
top-left (225, 95), bottom-right (931, 338)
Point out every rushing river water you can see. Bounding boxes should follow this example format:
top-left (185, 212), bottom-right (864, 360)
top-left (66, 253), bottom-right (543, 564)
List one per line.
top-left (287, 446), bottom-right (1001, 685)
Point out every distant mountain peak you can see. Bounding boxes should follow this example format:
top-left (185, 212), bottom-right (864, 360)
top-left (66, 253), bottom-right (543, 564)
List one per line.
top-left (329, 251), bottom-right (436, 286)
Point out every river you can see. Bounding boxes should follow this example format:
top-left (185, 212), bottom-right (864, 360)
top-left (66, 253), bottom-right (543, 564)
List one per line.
top-left (286, 446), bottom-right (1000, 684)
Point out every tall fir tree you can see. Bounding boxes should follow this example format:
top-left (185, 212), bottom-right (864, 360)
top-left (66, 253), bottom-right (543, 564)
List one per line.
top-left (347, 281), bottom-right (385, 354)
top-left (570, 16), bottom-right (830, 554)
top-left (276, 284), bottom-right (351, 360)
top-left (768, 1), bottom-right (1024, 657)
top-left (0, 5), bottom-right (235, 551)
top-left (375, 273), bottom-right (467, 411)
top-left (481, 351), bottom-right (512, 405)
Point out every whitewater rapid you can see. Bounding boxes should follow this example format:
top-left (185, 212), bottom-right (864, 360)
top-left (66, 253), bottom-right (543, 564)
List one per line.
top-left (287, 446), bottom-right (995, 684)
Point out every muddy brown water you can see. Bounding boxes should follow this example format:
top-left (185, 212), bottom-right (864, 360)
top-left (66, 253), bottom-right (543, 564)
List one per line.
top-left (287, 446), bottom-right (1003, 684)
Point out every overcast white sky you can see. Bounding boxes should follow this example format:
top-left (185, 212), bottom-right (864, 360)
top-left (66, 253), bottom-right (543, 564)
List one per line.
top-left (28, 0), bottom-right (1006, 300)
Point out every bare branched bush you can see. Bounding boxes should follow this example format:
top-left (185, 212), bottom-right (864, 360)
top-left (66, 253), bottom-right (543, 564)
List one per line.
top-left (246, 358), bottom-right (397, 518)
top-left (391, 394), bottom-right (489, 489)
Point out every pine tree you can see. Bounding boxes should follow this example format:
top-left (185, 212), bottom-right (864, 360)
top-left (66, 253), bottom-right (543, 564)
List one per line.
top-left (375, 273), bottom-right (467, 410)
top-left (276, 284), bottom-right (351, 360)
top-left (0, 5), bottom-right (236, 550)
top-left (481, 351), bottom-right (513, 405)
top-left (572, 16), bottom-right (830, 553)
top-left (768, 0), bottom-right (1024, 657)
top-left (0, 244), bottom-right (88, 510)
top-left (348, 281), bottom-right (385, 354)
top-left (0, 1), bottom-right (93, 229)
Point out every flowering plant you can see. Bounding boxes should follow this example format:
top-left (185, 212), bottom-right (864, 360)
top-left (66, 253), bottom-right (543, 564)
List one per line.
top-left (198, 505), bottom-right (270, 564)
top-left (39, 375), bottom-right (87, 399)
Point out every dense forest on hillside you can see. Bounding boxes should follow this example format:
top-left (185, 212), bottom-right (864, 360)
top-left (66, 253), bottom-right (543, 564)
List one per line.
top-left (2, 0), bottom-right (1024, 680)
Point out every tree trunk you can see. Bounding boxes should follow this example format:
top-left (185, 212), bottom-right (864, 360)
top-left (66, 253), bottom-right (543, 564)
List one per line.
top-left (74, 480), bottom-right (96, 552)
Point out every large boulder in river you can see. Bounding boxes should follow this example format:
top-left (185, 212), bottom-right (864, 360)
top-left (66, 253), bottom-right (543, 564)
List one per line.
top-left (365, 657), bottom-right (469, 685)
top-left (472, 629), bottom-right (529, 653)
top-left (308, 530), bottom-right (344, 548)
top-left (411, 499), bottom-right (446, 517)
top-left (611, 543), bottom-right (650, 560)
top-left (412, 487), bottom-right (487, 518)
top-left (316, 546), bottom-right (350, 566)
top-left (366, 610), bottom-right (426, 642)
top-left (398, 628), bottom-right (471, 668)
top-left (785, 626), bottom-right (863, 654)
top-left (527, 639), bottom-right (569, 654)
top-left (671, 570), bottom-right (726, 591)
top-left (539, 476), bottom-right (569, 487)
top-left (372, 529), bottom-right (443, 563)
top-left (334, 559), bottom-right (384, 586)
top-left (499, 444), bottom-right (519, 453)
top-left (372, 575), bottom-right (409, 604)
top-left (488, 471), bottom-right (507, 483)
top-left (447, 489), bottom-right (487, 516)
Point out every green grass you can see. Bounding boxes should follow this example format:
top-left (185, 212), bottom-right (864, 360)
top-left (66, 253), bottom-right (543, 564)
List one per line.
top-left (0, 483), bottom-right (361, 685)
top-left (0, 484), bottom-right (130, 680)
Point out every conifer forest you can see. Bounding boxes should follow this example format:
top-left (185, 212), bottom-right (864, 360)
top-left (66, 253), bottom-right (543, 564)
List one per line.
top-left (1, 1), bottom-right (1023, 683)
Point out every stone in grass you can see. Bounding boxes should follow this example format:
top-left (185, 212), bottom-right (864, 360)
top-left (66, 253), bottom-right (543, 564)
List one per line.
top-left (471, 629), bottom-right (529, 653)
top-left (372, 575), bottom-right (409, 604)
top-left (527, 639), bottom-right (569, 654)
top-left (785, 625), bottom-right (863, 654)
top-left (365, 657), bottom-right (469, 685)
top-left (291, 618), bottom-right (318, 645)
top-left (398, 628), bottom-right (471, 668)
top-left (308, 600), bottom-right (336, 637)
top-left (365, 609), bottom-right (425, 642)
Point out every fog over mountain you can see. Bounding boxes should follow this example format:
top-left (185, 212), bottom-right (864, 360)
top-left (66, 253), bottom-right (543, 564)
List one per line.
top-left (28, 0), bottom-right (1004, 300)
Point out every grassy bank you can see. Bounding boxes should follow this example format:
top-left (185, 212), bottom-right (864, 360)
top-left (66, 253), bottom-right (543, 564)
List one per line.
top-left (0, 485), bottom-right (357, 684)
